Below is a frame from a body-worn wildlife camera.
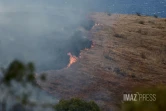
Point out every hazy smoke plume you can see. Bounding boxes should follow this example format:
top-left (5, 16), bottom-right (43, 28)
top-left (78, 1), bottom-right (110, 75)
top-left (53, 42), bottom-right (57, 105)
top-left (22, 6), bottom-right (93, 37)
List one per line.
top-left (0, 0), bottom-right (95, 71)
top-left (0, 0), bottom-right (166, 71)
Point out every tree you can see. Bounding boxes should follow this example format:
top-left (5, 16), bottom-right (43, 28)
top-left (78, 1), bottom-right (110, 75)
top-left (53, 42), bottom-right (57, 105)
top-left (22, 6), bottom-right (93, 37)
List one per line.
top-left (0, 60), bottom-right (57, 111)
top-left (55, 98), bottom-right (101, 111)
top-left (0, 60), bottom-right (100, 111)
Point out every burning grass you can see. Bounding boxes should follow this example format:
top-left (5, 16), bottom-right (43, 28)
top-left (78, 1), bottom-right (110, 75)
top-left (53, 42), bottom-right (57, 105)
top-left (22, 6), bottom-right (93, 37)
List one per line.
top-left (37, 20), bottom-right (94, 71)
top-left (67, 52), bottom-right (78, 68)
top-left (37, 13), bottom-right (166, 111)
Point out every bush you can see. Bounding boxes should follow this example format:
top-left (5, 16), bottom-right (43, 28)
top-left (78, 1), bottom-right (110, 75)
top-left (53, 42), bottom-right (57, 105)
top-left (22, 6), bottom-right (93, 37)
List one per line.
top-left (136, 12), bottom-right (141, 16)
top-left (153, 14), bottom-right (158, 18)
top-left (55, 98), bottom-right (100, 111)
top-left (0, 60), bottom-right (100, 111)
top-left (2, 60), bottom-right (36, 85)
top-left (138, 21), bottom-right (145, 24)
top-left (113, 68), bottom-right (127, 76)
top-left (0, 60), bottom-right (58, 111)
top-left (114, 33), bottom-right (125, 38)
top-left (107, 13), bottom-right (111, 16)
top-left (140, 52), bottom-right (146, 59)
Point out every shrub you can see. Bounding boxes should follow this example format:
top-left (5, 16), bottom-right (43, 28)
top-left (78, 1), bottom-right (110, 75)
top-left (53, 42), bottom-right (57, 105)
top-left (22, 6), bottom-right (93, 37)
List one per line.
top-left (55, 98), bottom-right (100, 111)
top-left (104, 55), bottom-right (112, 60)
top-left (113, 68), bottom-right (127, 76)
top-left (137, 29), bottom-right (148, 35)
top-left (0, 60), bottom-right (55, 111)
top-left (2, 60), bottom-right (36, 85)
top-left (140, 52), bottom-right (146, 59)
top-left (107, 13), bottom-right (111, 16)
top-left (114, 33), bottom-right (125, 38)
top-left (136, 12), bottom-right (141, 16)
top-left (148, 20), bottom-right (155, 24)
top-left (153, 14), bottom-right (158, 18)
top-left (138, 21), bottom-right (145, 24)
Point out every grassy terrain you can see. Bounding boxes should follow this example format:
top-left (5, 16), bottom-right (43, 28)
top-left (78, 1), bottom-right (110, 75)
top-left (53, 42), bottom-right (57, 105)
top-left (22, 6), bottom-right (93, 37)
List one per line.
top-left (37, 13), bottom-right (166, 111)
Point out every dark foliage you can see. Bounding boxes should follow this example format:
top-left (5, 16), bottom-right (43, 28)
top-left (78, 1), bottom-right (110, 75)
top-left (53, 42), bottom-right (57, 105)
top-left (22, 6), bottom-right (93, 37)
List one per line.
top-left (104, 55), bottom-right (112, 61)
top-left (153, 14), bottom-right (158, 18)
top-left (1, 60), bottom-right (101, 111)
top-left (138, 21), bottom-right (145, 24)
top-left (55, 98), bottom-right (100, 111)
top-left (107, 13), bottom-right (111, 16)
top-left (10, 103), bottom-right (25, 111)
top-left (136, 12), bottom-right (141, 16)
top-left (0, 60), bottom-right (50, 111)
top-left (114, 68), bottom-right (127, 76)
top-left (114, 33), bottom-right (125, 38)
top-left (2, 60), bottom-right (36, 85)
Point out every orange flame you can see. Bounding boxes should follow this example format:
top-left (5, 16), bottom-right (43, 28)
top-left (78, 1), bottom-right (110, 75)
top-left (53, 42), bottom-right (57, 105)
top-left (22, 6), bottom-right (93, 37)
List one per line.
top-left (91, 43), bottom-right (94, 48)
top-left (67, 52), bottom-right (78, 68)
top-left (85, 48), bottom-right (89, 51)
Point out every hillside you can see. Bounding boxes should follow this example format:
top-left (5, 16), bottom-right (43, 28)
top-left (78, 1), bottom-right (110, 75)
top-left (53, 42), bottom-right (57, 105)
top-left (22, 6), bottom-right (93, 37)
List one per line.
top-left (37, 13), bottom-right (166, 111)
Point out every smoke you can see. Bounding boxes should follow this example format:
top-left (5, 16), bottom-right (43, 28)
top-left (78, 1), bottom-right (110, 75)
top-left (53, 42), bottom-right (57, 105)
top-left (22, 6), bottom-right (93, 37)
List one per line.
top-left (0, 81), bottom-right (58, 111)
top-left (0, 0), bottom-right (95, 72)
top-left (1, 0), bottom-right (165, 72)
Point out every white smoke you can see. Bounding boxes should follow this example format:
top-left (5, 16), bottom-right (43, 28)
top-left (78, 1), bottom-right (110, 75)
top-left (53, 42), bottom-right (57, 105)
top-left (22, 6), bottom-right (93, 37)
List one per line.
top-left (0, 81), bottom-right (58, 111)
top-left (0, 0), bottom-right (92, 71)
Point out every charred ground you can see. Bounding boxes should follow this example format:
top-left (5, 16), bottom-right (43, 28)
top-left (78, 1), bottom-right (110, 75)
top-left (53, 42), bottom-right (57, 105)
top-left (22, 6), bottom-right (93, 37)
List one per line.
top-left (39, 29), bottom-right (93, 71)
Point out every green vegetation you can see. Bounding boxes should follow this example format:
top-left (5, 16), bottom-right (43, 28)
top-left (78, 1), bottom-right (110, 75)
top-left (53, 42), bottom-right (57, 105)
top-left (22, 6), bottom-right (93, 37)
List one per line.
top-left (2, 60), bottom-right (36, 86)
top-left (122, 86), bottom-right (166, 111)
top-left (55, 98), bottom-right (100, 111)
top-left (0, 60), bottom-right (52, 111)
top-left (0, 60), bottom-right (100, 111)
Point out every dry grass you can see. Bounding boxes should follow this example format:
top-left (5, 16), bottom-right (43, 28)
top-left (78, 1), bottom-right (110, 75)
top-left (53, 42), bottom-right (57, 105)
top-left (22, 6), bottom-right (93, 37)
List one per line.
top-left (37, 13), bottom-right (166, 111)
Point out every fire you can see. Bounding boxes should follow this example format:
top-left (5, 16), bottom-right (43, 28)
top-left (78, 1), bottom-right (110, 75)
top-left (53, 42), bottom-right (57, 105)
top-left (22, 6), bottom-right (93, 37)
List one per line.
top-left (92, 23), bottom-right (103, 29)
top-left (91, 42), bottom-right (94, 48)
top-left (67, 52), bottom-right (78, 68)
top-left (94, 23), bottom-right (103, 26)
top-left (85, 48), bottom-right (89, 51)
top-left (67, 42), bottom-right (94, 68)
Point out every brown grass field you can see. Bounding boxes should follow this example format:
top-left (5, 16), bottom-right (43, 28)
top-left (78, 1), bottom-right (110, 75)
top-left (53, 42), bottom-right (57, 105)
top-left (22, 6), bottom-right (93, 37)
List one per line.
top-left (37, 13), bottom-right (166, 111)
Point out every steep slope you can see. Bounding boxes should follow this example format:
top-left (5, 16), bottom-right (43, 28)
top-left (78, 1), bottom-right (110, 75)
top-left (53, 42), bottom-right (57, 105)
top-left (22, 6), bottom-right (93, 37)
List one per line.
top-left (37, 13), bottom-right (166, 111)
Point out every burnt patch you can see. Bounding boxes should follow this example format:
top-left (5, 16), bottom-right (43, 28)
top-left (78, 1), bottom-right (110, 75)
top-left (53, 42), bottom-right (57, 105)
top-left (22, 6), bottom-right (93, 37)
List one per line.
top-left (39, 29), bottom-right (93, 71)
top-left (113, 68), bottom-right (127, 76)
top-left (69, 31), bottom-right (93, 56)
top-left (81, 19), bottom-right (95, 31)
